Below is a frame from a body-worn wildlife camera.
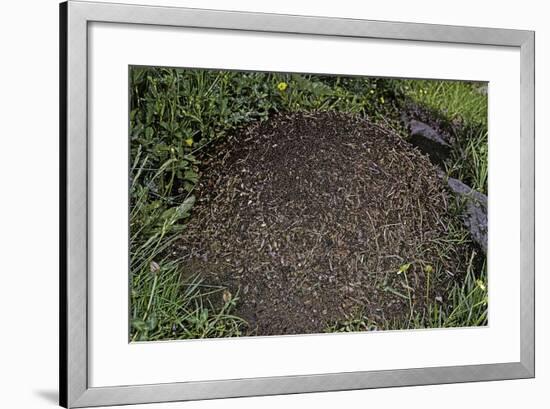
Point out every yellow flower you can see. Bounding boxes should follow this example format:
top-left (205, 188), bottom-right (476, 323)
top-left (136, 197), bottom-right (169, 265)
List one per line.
top-left (277, 82), bottom-right (288, 91)
top-left (185, 138), bottom-right (193, 147)
top-left (397, 263), bottom-right (411, 275)
top-left (476, 279), bottom-right (486, 291)
top-left (380, 96), bottom-right (385, 104)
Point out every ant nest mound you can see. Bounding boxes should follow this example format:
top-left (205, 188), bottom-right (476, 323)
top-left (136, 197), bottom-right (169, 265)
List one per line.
top-left (178, 111), bottom-right (472, 335)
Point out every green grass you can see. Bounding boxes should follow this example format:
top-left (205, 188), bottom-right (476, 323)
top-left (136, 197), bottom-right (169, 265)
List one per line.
top-left (129, 67), bottom-right (488, 340)
top-left (129, 68), bottom-right (402, 197)
top-left (129, 150), bottom-right (247, 341)
top-left (326, 265), bottom-right (488, 332)
top-left (402, 79), bottom-right (489, 194)
top-left (403, 79), bottom-right (487, 126)
top-left (398, 224), bottom-right (488, 329)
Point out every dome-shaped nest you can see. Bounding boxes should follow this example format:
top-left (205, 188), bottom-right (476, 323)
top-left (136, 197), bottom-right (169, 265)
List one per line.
top-left (177, 112), bottom-right (471, 335)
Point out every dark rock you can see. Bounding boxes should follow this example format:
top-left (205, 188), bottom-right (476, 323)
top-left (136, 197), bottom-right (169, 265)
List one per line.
top-left (476, 84), bottom-right (489, 95)
top-left (402, 107), bottom-right (486, 253)
top-left (409, 119), bottom-right (451, 166)
top-left (446, 177), bottom-right (488, 253)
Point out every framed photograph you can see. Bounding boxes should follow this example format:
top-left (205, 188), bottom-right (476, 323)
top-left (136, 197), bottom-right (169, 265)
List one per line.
top-left (60, 1), bottom-right (534, 407)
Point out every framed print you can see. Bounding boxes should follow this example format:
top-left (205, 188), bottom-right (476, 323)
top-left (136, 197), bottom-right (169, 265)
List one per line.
top-left (60, 1), bottom-right (535, 407)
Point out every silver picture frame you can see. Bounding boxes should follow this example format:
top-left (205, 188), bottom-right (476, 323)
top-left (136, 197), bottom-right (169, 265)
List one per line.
top-left (60, 1), bottom-right (535, 407)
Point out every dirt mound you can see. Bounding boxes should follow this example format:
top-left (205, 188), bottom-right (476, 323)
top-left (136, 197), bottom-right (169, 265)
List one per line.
top-left (177, 112), bottom-right (470, 335)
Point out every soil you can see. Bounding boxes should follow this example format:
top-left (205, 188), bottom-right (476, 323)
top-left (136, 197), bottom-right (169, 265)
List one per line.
top-left (176, 111), bottom-right (471, 336)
